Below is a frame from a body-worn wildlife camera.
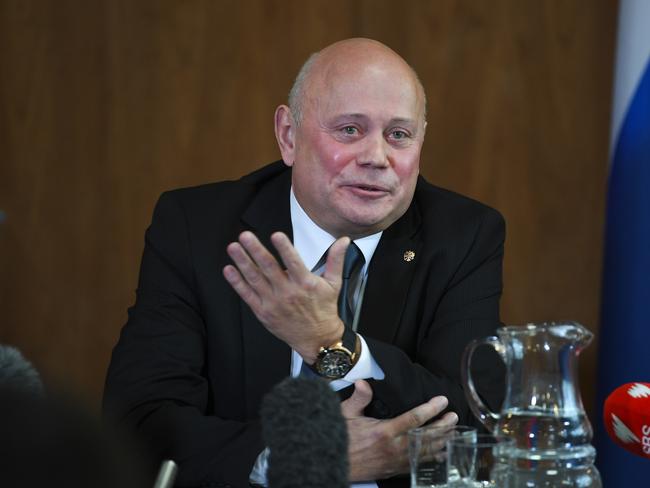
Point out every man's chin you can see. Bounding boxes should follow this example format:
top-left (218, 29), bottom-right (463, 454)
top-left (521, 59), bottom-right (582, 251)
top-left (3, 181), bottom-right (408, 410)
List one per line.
top-left (338, 213), bottom-right (394, 238)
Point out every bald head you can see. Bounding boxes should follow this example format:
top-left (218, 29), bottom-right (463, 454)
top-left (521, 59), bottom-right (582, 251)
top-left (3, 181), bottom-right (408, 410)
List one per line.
top-left (288, 38), bottom-right (427, 127)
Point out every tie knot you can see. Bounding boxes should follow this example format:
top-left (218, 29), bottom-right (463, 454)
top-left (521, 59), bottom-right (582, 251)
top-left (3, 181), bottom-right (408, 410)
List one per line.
top-left (342, 242), bottom-right (364, 279)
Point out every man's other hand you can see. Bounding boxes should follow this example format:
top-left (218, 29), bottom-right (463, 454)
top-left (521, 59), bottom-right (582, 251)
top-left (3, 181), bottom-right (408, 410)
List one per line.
top-left (341, 380), bottom-right (458, 482)
top-left (223, 230), bottom-right (348, 363)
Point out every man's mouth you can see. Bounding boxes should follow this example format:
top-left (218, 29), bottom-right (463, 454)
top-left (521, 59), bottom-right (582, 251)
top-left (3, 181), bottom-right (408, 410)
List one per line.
top-left (345, 183), bottom-right (391, 197)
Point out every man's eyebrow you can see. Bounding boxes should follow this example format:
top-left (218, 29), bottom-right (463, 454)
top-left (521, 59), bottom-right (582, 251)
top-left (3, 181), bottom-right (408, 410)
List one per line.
top-left (330, 113), bottom-right (368, 122)
top-left (388, 117), bottom-right (418, 127)
top-left (329, 114), bottom-right (418, 126)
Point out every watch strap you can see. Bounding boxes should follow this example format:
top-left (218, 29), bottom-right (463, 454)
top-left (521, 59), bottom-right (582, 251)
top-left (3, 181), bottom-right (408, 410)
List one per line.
top-left (340, 325), bottom-right (357, 354)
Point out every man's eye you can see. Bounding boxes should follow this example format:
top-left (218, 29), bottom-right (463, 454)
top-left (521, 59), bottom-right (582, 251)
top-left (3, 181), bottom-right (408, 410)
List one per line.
top-left (342, 126), bottom-right (358, 135)
top-left (391, 130), bottom-right (408, 140)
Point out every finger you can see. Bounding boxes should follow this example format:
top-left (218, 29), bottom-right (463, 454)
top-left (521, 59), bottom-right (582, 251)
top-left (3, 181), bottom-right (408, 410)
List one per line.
top-left (238, 231), bottom-right (288, 283)
top-left (322, 237), bottom-right (350, 286)
top-left (414, 412), bottom-right (460, 461)
top-left (226, 241), bottom-right (273, 296)
top-left (222, 264), bottom-right (262, 311)
top-left (341, 380), bottom-right (373, 417)
top-left (236, 232), bottom-right (280, 282)
top-left (387, 396), bottom-right (449, 436)
top-left (429, 411), bottom-right (459, 428)
top-left (270, 232), bottom-right (312, 282)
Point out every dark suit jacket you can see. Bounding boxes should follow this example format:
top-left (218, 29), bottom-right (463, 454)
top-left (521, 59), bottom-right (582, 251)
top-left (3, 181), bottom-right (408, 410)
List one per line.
top-left (103, 161), bottom-right (505, 488)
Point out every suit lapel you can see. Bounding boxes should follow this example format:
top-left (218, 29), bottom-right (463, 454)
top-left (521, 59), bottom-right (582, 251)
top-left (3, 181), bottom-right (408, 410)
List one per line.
top-left (357, 199), bottom-right (422, 343)
top-left (239, 167), bottom-right (294, 418)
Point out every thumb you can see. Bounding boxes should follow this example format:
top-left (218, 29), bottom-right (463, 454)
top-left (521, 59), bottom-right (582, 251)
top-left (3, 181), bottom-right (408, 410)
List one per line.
top-left (341, 379), bottom-right (373, 417)
top-left (322, 237), bottom-right (350, 286)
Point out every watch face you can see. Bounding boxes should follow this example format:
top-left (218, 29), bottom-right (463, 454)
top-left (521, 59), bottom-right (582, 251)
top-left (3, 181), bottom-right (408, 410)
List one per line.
top-left (316, 349), bottom-right (352, 379)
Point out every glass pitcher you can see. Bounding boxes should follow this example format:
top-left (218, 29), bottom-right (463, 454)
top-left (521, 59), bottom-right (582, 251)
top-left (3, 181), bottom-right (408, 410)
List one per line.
top-left (462, 322), bottom-right (602, 487)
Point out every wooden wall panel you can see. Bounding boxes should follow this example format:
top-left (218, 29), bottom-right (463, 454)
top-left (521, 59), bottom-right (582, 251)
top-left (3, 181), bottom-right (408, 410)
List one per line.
top-left (0, 0), bottom-right (617, 414)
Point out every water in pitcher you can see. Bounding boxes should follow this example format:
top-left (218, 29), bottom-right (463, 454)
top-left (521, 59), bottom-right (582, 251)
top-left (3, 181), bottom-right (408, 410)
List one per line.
top-left (499, 409), bottom-right (593, 454)
top-left (497, 410), bottom-right (601, 487)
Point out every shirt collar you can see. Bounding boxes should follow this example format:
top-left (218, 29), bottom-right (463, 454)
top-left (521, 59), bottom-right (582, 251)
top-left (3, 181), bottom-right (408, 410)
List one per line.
top-left (289, 187), bottom-right (382, 274)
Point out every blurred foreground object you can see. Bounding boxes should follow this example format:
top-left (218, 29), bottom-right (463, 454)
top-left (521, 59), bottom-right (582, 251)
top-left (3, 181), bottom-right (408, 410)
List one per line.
top-left (603, 382), bottom-right (650, 459)
top-left (0, 357), bottom-right (150, 487)
top-left (261, 377), bottom-right (348, 488)
top-left (153, 459), bottom-right (178, 488)
top-left (0, 344), bottom-right (44, 395)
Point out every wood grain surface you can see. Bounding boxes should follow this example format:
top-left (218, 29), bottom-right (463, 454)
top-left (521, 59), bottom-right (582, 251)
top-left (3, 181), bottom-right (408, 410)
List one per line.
top-left (0, 0), bottom-right (617, 415)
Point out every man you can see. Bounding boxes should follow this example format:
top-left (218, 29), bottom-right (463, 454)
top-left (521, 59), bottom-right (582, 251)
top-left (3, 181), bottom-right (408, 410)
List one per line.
top-left (104, 38), bottom-right (505, 487)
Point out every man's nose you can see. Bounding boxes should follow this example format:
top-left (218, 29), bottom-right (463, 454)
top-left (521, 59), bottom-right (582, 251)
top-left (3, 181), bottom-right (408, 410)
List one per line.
top-left (357, 133), bottom-right (389, 168)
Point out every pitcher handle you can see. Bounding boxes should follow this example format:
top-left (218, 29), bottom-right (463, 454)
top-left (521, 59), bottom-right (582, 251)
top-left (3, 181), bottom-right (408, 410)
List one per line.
top-left (461, 336), bottom-right (503, 433)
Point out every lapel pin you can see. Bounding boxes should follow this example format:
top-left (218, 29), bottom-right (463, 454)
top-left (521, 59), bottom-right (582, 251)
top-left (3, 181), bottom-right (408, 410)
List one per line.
top-left (403, 250), bottom-right (415, 262)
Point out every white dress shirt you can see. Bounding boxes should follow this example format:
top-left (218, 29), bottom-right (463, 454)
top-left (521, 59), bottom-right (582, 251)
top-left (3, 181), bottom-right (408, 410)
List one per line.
top-left (249, 188), bottom-right (385, 488)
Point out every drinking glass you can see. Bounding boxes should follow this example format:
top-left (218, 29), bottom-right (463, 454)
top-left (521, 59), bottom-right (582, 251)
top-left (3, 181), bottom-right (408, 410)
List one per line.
top-left (446, 434), bottom-right (514, 487)
top-left (408, 425), bottom-right (476, 488)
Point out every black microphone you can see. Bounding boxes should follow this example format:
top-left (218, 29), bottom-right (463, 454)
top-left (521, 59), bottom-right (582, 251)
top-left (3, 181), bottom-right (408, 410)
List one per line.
top-left (0, 344), bottom-right (44, 395)
top-left (260, 376), bottom-right (348, 488)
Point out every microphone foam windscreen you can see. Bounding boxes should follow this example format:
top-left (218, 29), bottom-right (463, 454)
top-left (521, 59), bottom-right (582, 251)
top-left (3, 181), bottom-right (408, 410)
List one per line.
top-left (603, 382), bottom-right (650, 459)
top-left (260, 376), bottom-right (348, 488)
top-left (0, 345), bottom-right (44, 395)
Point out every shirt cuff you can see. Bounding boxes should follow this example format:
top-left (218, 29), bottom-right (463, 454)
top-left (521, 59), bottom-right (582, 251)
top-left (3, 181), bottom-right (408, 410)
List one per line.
top-left (329, 333), bottom-right (385, 391)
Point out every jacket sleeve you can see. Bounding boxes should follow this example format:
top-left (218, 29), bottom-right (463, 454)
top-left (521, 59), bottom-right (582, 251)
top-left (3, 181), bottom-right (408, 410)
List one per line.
top-left (103, 192), bottom-right (262, 488)
top-left (363, 206), bottom-right (506, 426)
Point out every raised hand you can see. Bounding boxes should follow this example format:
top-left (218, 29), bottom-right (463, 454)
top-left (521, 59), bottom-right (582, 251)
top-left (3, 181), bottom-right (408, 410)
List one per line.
top-left (223, 230), bottom-right (349, 363)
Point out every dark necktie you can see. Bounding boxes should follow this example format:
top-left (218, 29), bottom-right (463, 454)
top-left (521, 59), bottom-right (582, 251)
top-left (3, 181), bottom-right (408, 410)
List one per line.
top-left (338, 242), bottom-right (365, 328)
top-left (301, 242), bottom-right (365, 378)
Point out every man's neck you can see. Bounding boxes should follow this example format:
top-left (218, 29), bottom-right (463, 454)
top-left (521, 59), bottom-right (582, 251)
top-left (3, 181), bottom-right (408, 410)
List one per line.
top-left (289, 187), bottom-right (382, 276)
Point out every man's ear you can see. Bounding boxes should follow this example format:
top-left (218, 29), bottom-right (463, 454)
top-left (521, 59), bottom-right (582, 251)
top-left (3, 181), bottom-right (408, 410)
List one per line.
top-left (274, 105), bottom-right (296, 167)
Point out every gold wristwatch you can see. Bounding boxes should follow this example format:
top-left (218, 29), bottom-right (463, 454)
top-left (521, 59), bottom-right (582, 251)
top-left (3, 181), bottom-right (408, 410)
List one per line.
top-left (311, 327), bottom-right (361, 379)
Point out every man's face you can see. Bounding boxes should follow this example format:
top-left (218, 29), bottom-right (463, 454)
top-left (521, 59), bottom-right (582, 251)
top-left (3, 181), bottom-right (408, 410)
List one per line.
top-left (284, 57), bottom-right (426, 238)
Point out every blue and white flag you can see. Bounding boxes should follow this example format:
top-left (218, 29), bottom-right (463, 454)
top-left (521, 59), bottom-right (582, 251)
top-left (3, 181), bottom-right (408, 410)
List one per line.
top-left (595, 0), bottom-right (650, 484)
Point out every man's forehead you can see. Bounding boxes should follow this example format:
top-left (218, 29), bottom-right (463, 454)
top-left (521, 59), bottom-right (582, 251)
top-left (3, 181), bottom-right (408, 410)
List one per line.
top-left (287, 38), bottom-right (427, 128)
top-left (307, 71), bottom-right (425, 125)
top-left (316, 54), bottom-right (415, 89)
